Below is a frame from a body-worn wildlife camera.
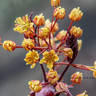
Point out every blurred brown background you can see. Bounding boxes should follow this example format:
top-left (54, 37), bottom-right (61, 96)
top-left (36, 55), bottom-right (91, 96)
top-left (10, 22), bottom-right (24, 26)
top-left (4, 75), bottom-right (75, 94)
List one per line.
top-left (0, 0), bottom-right (96, 96)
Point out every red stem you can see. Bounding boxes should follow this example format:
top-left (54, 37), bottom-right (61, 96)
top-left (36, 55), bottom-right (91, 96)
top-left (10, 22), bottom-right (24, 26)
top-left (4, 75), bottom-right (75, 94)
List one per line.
top-left (37, 26), bottom-right (40, 46)
top-left (56, 20), bottom-right (73, 50)
top-left (40, 64), bottom-right (47, 82)
top-left (29, 29), bottom-right (49, 47)
top-left (49, 10), bottom-right (55, 48)
top-left (39, 48), bottom-right (48, 55)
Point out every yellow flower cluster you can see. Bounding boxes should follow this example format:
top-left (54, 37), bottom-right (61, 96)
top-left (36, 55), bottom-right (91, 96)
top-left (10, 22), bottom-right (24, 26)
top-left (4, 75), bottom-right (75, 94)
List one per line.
top-left (22, 38), bottom-right (35, 51)
top-left (14, 15), bottom-right (35, 38)
top-left (46, 69), bottom-right (59, 83)
top-left (28, 80), bottom-right (42, 92)
top-left (40, 50), bottom-right (59, 69)
top-left (69, 7), bottom-right (83, 21)
top-left (24, 50), bottom-right (39, 69)
top-left (3, 40), bottom-right (16, 51)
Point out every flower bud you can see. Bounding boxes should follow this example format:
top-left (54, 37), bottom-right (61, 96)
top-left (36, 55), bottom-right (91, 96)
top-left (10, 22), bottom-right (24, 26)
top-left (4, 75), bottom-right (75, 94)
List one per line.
top-left (69, 7), bottom-right (83, 21)
top-left (3, 40), bottom-right (16, 51)
top-left (53, 7), bottom-right (65, 19)
top-left (24, 50), bottom-right (39, 69)
top-left (77, 39), bottom-right (82, 51)
top-left (45, 19), bottom-right (59, 33)
top-left (24, 28), bottom-right (35, 39)
top-left (33, 13), bottom-right (45, 26)
top-left (40, 39), bottom-right (54, 47)
top-left (76, 91), bottom-right (88, 96)
top-left (71, 72), bottom-right (83, 84)
top-left (28, 80), bottom-right (42, 93)
top-left (39, 27), bottom-right (50, 39)
top-left (22, 38), bottom-right (35, 51)
top-left (46, 69), bottom-right (59, 83)
top-left (55, 82), bottom-right (72, 95)
top-left (51, 0), bottom-right (60, 7)
top-left (70, 26), bottom-right (83, 38)
top-left (63, 48), bottom-right (73, 59)
top-left (56, 30), bottom-right (68, 40)
top-left (51, 21), bottom-right (59, 33)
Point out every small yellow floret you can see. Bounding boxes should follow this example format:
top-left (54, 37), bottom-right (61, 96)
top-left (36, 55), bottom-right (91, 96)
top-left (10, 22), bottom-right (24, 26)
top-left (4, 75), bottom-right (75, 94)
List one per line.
top-left (14, 14), bottom-right (35, 37)
top-left (40, 50), bottom-right (59, 69)
top-left (46, 69), bottom-right (59, 83)
top-left (3, 40), bottom-right (16, 51)
top-left (56, 30), bottom-right (68, 41)
top-left (24, 50), bottom-right (39, 69)
top-left (69, 7), bottom-right (83, 21)
top-left (22, 38), bottom-right (35, 51)
top-left (45, 19), bottom-right (59, 33)
top-left (71, 72), bottom-right (83, 84)
top-left (53, 6), bottom-right (65, 19)
top-left (33, 13), bottom-right (45, 26)
top-left (39, 27), bottom-right (50, 39)
top-left (63, 48), bottom-right (73, 59)
top-left (70, 26), bottom-right (83, 38)
top-left (51, 0), bottom-right (61, 7)
top-left (28, 80), bottom-right (42, 92)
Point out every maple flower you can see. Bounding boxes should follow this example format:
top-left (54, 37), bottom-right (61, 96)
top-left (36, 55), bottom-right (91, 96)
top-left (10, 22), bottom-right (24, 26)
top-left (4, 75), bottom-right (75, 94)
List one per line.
top-left (63, 48), bottom-right (73, 59)
top-left (45, 19), bottom-right (59, 33)
top-left (40, 50), bottom-right (59, 69)
top-left (24, 50), bottom-right (39, 69)
top-left (28, 80), bottom-right (42, 92)
top-left (14, 14), bottom-right (35, 38)
top-left (70, 26), bottom-right (83, 38)
top-left (46, 69), bottom-right (59, 83)
top-left (69, 7), bottom-right (83, 21)
top-left (51, 0), bottom-right (61, 7)
top-left (22, 38), bottom-right (35, 51)
top-left (39, 38), bottom-right (54, 47)
top-left (39, 27), bottom-right (50, 39)
top-left (3, 40), bottom-right (16, 51)
top-left (76, 91), bottom-right (88, 96)
top-left (55, 82), bottom-right (72, 95)
top-left (56, 30), bottom-right (68, 41)
top-left (71, 72), bottom-right (83, 84)
top-left (33, 13), bottom-right (45, 26)
top-left (53, 6), bottom-right (65, 19)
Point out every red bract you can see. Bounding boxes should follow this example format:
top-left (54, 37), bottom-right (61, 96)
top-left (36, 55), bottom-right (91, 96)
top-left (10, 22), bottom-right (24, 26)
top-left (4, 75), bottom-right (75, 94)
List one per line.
top-left (36, 85), bottom-right (55, 96)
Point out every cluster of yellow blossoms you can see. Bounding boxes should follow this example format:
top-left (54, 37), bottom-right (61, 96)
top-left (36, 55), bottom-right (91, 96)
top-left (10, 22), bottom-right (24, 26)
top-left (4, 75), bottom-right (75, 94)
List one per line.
top-left (40, 50), bottom-right (59, 69)
top-left (0, 0), bottom-right (96, 96)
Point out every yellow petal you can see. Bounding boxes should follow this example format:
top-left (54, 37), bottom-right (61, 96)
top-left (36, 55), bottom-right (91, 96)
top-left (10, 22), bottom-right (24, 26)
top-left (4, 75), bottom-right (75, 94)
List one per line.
top-left (30, 63), bottom-right (36, 69)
